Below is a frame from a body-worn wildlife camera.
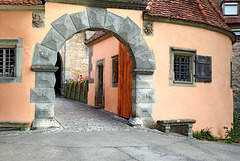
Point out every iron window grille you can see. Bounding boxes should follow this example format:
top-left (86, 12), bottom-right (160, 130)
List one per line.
top-left (174, 55), bottom-right (191, 82)
top-left (169, 47), bottom-right (196, 87)
top-left (0, 38), bottom-right (22, 83)
top-left (0, 47), bottom-right (16, 78)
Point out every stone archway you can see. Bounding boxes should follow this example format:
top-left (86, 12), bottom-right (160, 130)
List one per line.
top-left (30, 7), bottom-right (156, 128)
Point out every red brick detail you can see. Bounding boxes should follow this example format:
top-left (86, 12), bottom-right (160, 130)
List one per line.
top-left (0, 0), bottom-right (42, 5)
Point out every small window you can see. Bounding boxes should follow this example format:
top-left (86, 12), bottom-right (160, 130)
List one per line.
top-left (223, 3), bottom-right (238, 16)
top-left (0, 48), bottom-right (15, 77)
top-left (112, 55), bottom-right (118, 87)
top-left (169, 47), bottom-right (196, 87)
top-left (232, 29), bottom-right (240, 41)
top-left (0, 39), bottom-right (22, 83)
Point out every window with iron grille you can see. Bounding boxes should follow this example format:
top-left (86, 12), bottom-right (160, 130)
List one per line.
top-left (169, 47), bottom-right (196, 87)
top-left (0, 48), bottom-right (16, 77)
top-left (112, 55), bottom-right (118, 87)
top-left (0, 39), bottom-right (22, 83)
top-left (174, 55), bottom-right (191, 82)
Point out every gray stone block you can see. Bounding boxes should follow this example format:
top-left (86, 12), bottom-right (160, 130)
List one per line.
top-left (86, 7), bottom-right (107, 29)
top-left (32, 44), bottom-right (57, 66)
top-left (51, 14), bottom-right (77, 40)
top-left (30, 88), bottom-right (55, 103)
top-left (35, 72), bottom-right (56, 88)
top-left (128, 117), bottom-right (143, 127)
top-left (142, 117), bottom-right (155, 129)
top-left (117, 17), bottom-right (141, 43)
top-left (132, 103), bottom-right (152, 117)
top-left (135, 50), bottom-right (156, 69)
top-left (132, 89), bottom-right (156, 103)
top-left (135, 75), bottom-right (153, 89)
top-left (35, 103), bottom-right (54, 119)
top-left (70, 11), bottom-right (90, 32)
top-left (129, 34), bottom-right (149, 55)
top-left (32, 118), bottom-right (60, 128)
top-left (104, 12), bottom-right (124, 33)
top-left (41, 28), bottom-right (65, 52)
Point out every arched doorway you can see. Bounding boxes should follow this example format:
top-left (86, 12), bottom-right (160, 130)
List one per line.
top-left (54, 52), bottom-right (63, 96)
top-left (30, 7), bottom-right (156, 128)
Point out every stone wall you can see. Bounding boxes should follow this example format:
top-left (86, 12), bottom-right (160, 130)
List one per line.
top-left (232, 41), bottom-right (240, 113)
top-left (59, 32), bottom-right (91, 81)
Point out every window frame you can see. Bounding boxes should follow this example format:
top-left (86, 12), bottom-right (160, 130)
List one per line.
top-left (0, 38), bottom-right (22, 83)
top-left (111, 55), bottom-right (119, 88)
top-left (169, 47), bottom-right (196, 87)
top-left (222, 2), bottom-right (239, 16)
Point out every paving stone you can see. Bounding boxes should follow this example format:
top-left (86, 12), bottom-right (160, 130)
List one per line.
top-left (54, 97), bottom-right (133, 132)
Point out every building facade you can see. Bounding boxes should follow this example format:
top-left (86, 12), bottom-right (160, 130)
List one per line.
top-left (0, 0), bottom-right (235, 137)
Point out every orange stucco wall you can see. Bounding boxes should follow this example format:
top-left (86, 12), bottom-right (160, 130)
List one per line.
top-left (0, 3), bottom-right (86, 124)
top-left (149, 23), bottom-right (233, 137)
top-left (88, 36), bottom-right (119, 114)
top-left (0, 3), bottom-right (233, 137)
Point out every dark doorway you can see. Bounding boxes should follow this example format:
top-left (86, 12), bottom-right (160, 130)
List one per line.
top-left (95, 60), bottom-right (104, 107)
top-left (55, 52), bottom-right (62, 96)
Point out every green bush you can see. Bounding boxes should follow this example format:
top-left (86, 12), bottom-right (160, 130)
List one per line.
top-left (193, 128), bottom-right (218, 141)
top-left (224, 111), bottom-right (240, 143)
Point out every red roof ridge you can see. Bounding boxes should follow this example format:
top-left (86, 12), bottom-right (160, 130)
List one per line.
top-left (145, 0), bottom-right (153, 11)
top-left (196, 0), bottom-right (207, 17)
top-left (208, 0), bottom-right (225, 21)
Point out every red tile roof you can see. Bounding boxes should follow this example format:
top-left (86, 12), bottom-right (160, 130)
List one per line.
top-left (85, 31), bottom-right (107, 45)
top-left (211, 0), bottom-right (240, 24)
top-left (0, 0), bottom-right (43, 5)
top-left (144, 0), bottom-right (231, 32)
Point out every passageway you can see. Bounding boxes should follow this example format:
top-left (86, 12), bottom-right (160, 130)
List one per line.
top-left (54, 97), bottom-right (133, 132)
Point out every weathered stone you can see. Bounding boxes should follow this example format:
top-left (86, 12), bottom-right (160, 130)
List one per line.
top-left (104, 12), bottom-right (124, 33)
top-left (51, 14), bottom-right (77, 40)
top-left (41, 28), bottom-right (65, 52)
top-left (35, 72), bottom-right (56, 88)
top-left (157, 119), bottom-right (196, 138)
top-left (129, 34), bottom-right (149, 55)
top-left (142, 117), bottom-right (155, 129)
top-left (35, 103), bottom-right (54, 119)
top-left (32, 44), bottom-right (57, 66)
top-left (32, 118), bottom-right (61, 128)
top-left (232, 41), bottom-right (240, 114)
top-left (132, 103), bottom-right (152, 117)
top-left (135, 75), bottom-right (153, 89)
top-left (0, 121), bottom-right (30, 131)
top-left (31, 66), bottom-right (59, 72)
top-left (86, 7), bottom-right (107, 29)
top-left (132, 89), bottom-right (156, 103)
top-left (117, 17), bottom-right (141, 43)
top-left (30, 88), bottom-right (55, 103)
top-left (70, 11), bottom-right (90, 32)
top-left (128, 117), bottom-right (143, 127)
top-left (135, 50), bottom-right (156, 69)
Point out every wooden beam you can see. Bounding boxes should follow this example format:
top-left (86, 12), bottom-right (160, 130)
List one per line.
top-left (46, 0), bottom-right (147, 10)
top-left (0, 5), bottom-right (45, 12)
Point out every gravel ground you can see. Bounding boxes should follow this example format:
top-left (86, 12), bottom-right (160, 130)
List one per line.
top-left (54, 96), bottom-right (134, 132)
top-left (0, 97), bottom-right (163, 136)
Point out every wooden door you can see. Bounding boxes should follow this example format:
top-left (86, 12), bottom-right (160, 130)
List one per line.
top-left (95, 61), bottom-right (104, 107)
top-left (118, 42), bottom-right (132, 119)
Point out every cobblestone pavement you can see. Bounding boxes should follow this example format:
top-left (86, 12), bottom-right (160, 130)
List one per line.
top-left (55, 97), bottom-right (134, 132)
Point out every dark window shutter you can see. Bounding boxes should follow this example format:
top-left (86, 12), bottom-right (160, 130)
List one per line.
top-left (195, 55), bottom-right (212, 82)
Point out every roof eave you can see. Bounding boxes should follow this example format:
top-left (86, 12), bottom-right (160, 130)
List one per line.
top-left (0, 5), bottom-right (45, 12)
top-left (143, 14), bottom-right (236, 43)
top-left (46, 0), bottom-right (147, 10)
